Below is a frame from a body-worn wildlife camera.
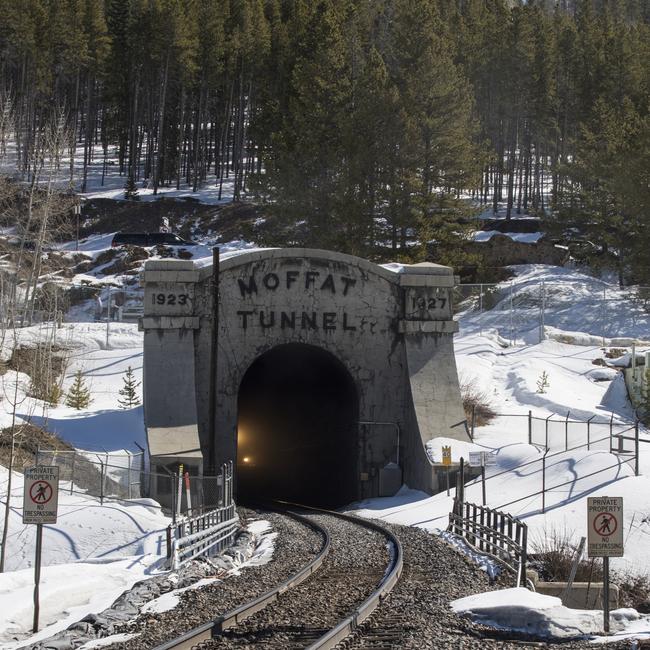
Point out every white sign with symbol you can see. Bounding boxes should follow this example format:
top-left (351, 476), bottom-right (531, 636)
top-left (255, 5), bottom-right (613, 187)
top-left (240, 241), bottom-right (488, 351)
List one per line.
top-left (587, 496), bottom-right (623, 557)
top-left (23, 466), bottom-right (59, 524)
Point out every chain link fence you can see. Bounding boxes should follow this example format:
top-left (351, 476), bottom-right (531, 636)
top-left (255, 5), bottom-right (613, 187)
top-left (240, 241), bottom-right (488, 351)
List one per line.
top-left (454, 280), bottom-right (650, 346)
top-left (33, 447), bottom-right (232, 518)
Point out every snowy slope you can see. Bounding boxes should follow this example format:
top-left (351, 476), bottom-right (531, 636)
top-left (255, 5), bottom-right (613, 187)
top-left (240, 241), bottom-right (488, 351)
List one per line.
top-left (351, 265), bottom-right (650, 575)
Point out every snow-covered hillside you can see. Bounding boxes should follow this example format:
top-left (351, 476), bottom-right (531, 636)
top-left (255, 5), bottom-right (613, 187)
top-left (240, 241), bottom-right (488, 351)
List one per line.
top-left (2, 260), bottom-right (650, 645)
top-left (351, 265), bottom-right (650, 575)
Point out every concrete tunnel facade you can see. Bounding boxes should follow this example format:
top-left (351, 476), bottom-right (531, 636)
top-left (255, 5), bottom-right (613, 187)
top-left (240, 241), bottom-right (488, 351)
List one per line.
top-left (140, 248), bottom-right (471, 507)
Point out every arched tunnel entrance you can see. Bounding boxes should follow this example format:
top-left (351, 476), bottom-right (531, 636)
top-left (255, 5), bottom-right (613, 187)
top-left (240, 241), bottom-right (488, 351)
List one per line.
top-left (236, 343), bottom-right (359, 508)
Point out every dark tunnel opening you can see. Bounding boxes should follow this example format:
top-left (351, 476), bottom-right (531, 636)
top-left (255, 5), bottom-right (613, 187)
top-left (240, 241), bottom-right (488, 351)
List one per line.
top-left (236, 343), bottom-right (359, 508)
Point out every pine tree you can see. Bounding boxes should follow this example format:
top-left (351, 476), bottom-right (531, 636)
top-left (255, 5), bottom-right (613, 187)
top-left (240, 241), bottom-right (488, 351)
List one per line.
top-left (66, 370), bottom-right (92, 410)
top-left (124, 174), bottom-right (139, 200)
top-left (118, 365), bottom-right (141, 409)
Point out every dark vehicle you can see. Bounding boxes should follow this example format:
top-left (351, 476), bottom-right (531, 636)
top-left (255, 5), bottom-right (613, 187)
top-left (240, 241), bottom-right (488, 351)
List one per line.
top-left (111, 232), bottom-right (196, 247)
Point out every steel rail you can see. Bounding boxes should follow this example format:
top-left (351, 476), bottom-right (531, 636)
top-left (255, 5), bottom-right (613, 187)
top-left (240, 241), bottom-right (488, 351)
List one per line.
top-left (153, 501), bottom-right (403, 650)
top-left (153, 506), bottom-right (330, 650)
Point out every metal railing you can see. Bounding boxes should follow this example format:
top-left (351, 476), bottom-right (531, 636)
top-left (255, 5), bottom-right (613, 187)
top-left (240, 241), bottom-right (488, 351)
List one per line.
top-left (166, 462), bottom-right (238, 569)
top-left (448, 497), bottom-right (528, 587)
top-left (463, 415), bottom-right (647, 515)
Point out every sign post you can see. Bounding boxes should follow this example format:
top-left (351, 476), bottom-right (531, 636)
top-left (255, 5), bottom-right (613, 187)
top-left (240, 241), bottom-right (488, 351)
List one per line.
top-left (469, 451), bottom-right (496, 506)
top-left (587, 496), bottom-right (624, 634)
top-left (23, 466), bottom-right (59, 633)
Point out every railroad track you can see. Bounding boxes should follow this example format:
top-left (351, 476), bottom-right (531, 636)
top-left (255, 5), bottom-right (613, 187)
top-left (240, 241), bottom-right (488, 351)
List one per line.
top-left (154, 501), bottom-right (403, 650)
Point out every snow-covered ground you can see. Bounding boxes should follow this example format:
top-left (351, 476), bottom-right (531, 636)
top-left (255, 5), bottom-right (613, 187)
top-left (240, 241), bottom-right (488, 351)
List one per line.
top-left (1, 141), bottom-right (236, 205)
top-left (349, 264), bottom-right (650, 640)
top-left (2, 257), bottom-right (650, 643)
top-left (0, 517), bottom-right (277, 649)
top-left (452, 587), bottom-right (650, 642)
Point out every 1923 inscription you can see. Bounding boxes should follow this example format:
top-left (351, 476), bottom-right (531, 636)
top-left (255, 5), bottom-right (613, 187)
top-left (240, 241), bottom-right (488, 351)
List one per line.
top-left (151, 293), bottom-right (189, 306)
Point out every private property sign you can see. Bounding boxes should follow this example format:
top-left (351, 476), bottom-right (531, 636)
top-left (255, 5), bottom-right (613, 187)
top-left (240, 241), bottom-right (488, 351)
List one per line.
top-left (587, 496), bottom-right (624, 557)
top-left (23, 466), bottom-right (59, 525)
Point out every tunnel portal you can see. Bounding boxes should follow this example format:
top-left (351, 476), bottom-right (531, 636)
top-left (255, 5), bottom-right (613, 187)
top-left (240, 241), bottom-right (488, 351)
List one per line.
top-left (237, 343), bottom-right (358, 508)
top-left (142, 248), bottom-right (472, 507)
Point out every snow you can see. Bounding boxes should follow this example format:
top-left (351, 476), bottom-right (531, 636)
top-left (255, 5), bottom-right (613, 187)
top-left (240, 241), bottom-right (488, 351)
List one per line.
top-left (439, 530), bottom-right (502, 580)
top-left (459, 264), bottom-right (650, 344)
top-left (350, 264), bottom-right (650, 583)
top-left (3, 252), bottom-right (650, 644)
top-left (426, 437), bottom-right (485, 464)
top-left (0, 556), bottom-right (161, 649)
top-left (0, 140), bottom-right (237, 206)
top-left (140, 519), bottom-right (278, 616)
top-left (473, 231), bottom-right (544, 244)
top-left (451, 587), bottom-right (650, 641)
top-left (78, 634), bottom-right (140, 649)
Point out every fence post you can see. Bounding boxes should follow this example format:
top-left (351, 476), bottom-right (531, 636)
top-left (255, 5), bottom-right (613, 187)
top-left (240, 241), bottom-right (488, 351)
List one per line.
top-left (545, 414), bottom-right (552, 451)
top-left (528, 411), bottom-right (532, 446)
top-left (542, 453), bottom-right (546, 514)
top-left (635, 420), bottom-right (640, 477)
top-left (70, 451), bottom-right (75, 495)
top-left (35, 446), bottom-right (40, 466)
top-left (481, 460), bottom-right (486, 506)
top-left (565, 411), bottom-right (570, 451)
top-left (127, 452), bottom-right (132, 500)
top-left (166, 525), bottom-right (172, 560)
top-left (520, 525), bottom-right (528, 587)
top-left (99, 459), bottom-right (105, 506)
top-left (587, 416), bottom-right (593, 451)
top-left (609, 412), bottom-right (614, 451)
top-left (171, 473), bottom-right (178, 524)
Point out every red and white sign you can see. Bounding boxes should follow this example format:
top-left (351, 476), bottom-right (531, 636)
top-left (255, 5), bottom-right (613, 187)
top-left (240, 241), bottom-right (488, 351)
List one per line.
top-left (23, 466), bottom-right (59, 524)
top-left (587, 496), bottom-right (624, 558)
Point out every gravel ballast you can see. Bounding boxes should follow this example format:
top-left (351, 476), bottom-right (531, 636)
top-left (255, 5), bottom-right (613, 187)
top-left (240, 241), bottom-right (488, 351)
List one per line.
top-left (107, 507), bottom-right (325, 649)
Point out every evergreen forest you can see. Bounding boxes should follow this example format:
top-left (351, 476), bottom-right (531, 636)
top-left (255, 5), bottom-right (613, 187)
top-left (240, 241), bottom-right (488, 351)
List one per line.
top-left (0, 0), bottom-right (649, 280)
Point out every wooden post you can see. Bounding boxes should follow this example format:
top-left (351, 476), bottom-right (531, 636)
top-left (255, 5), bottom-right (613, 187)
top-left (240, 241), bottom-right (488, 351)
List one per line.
top-left (528, 410), bottom-right (532, 445)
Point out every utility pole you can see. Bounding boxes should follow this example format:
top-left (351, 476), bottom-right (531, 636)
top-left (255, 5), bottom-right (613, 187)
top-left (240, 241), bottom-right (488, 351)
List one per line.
top-left (207, 248), bottom-right (220, 478)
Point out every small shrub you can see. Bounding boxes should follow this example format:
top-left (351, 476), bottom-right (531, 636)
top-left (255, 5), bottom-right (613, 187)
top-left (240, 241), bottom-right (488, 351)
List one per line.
top-left (604, 348), bottom-right (626, 359)
top-left (530, 528), bottom-right (602, 583)
top-left (615, 570), bottom-right (650, 611)
top-left (536, 370), bottom-right (550, 394)
top-left (460, 374), bottom-right (496, 427)
top-left (9, 345), bottom-right (67, 405)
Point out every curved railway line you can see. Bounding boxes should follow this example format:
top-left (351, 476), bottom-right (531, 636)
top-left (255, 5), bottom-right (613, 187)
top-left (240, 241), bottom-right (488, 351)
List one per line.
top-left (152, 502), bottom-right (402, 650)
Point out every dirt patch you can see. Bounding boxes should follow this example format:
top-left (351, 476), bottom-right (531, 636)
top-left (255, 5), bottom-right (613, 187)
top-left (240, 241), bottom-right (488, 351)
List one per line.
top-left (0, 423), bottom-right (126, 496)
top-left (9, 345), bottom-right (68, 404)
